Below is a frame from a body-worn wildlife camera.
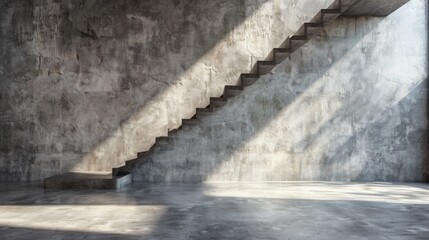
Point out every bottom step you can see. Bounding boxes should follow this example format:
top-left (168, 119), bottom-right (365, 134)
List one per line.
top-left (44, 171), bottom-right (132, 190)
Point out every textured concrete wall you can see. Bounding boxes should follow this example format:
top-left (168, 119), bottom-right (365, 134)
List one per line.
top-left (134, 0), bottom-right (429, 182)
top-left (0, 0), bottom-right (335, 181)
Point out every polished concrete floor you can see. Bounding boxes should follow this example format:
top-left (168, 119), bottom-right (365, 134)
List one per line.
top-left (0, 182), bottom-right (428, 240)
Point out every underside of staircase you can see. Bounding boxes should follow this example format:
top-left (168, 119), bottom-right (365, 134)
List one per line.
top-left (44, 0), bottom-right (410, 190)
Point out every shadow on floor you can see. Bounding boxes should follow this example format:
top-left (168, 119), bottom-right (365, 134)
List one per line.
top-left (0, 182), bottom-right (429, 239)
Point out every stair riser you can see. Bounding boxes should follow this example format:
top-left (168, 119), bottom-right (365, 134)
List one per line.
top-left (306, 27), bottom-right (323, 37)
top-left (290, 40), bottom-right (308, 52)
top-left (241, 78), bottom-right (258, 86)
top-left (137, 150), bottom-right (154, 158)
top-left (157, 139), bottom-right (171, 145)
top-left (211, 101), bottom-right (226, 107)
top-left (197, 112), bottom-right (213, 118)
top-left (182, 120), bottom-right (199, 125)
top-left (197, 108), bottom-right (213, 113)
top-left (258, 65), bottom-right (274, 75)
top-left (322, 13), bottom-right (341, 24)
top-left (154, 144), bottom-right (174, 152)
top-left (224, 90), bottom-right (242, 98)
top-left (274, 52), bottom-right (290, 63)
top-left (168, 128), bottom-right (182, 136)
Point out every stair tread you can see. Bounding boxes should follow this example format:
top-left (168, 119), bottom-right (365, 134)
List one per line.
top-left (274, 48), bottom-right (290, 53)
top-left (225, 85), bottom-right (243, 90)
top-left (258, 60), bottom-right (275, 65)
top-left (241, 73), bottom-right (259, 77)
top-left (321, 8), bottom-right (341, 14)
top-left (305, 22), bottom-right (324, 27)
top-left (290, 35), bottom-right (307, 41)
top-left (197, 107), bottom-right (213, 112)
top-left (156, 136), bottom-right (169, 140)
top-left (137, 147), bottom-right (155, 157)
top-left (183, 118), bottom-right (199, 122)
top-left (211, 97), bottom-right (227, 102)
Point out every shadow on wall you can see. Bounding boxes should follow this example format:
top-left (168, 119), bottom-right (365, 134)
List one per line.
top-left (135, 0), bottom-right (429, 182)
top-left (0, 0), bottom-right (310, 180)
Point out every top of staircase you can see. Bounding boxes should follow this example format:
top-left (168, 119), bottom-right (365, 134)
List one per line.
top-left (342, 0), bottom-right (410, 16)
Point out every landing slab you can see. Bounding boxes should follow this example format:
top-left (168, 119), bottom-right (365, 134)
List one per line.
top-left (44, 171), bottom-right (131, 190)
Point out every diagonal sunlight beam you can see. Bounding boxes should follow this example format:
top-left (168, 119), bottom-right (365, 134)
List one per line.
top-left (202, 182), bottom-right (429, 204)
top-left (0, 205), bottom-right (168, 236)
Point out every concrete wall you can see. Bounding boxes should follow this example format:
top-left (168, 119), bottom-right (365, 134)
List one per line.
top-left (0, 0), bottom-right (427, 182)
top-left (0, 0), bottom-right (335, 181)
top-left (134, 0), bottom-right (429, 182)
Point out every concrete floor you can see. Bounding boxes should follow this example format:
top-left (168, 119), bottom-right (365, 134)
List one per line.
top-left (0, 182), bottom-right (428, 239)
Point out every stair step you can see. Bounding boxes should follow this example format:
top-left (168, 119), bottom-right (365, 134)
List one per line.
top-left (196, 107), bottom-right (214, 117)
top-left (125, 158), bottom-right (139, 168)
top-left (321, 8), bottom-right (341, 23)
top-left (168, 126), bottom-right (182, 136)
top-left (153, 136), bottom-right (173, 151)
top-left (196, 107), bottom-right (213, 113)
top-left (137, 147), bottom-right (155, 158)
top-left (210, 97), bottom-right (228, 107)
top-left (304, 22), bottom-right (324, 36)
top-left (156, 136), bottom-right (170, 145)
top-left (224, 85), bottom-right (243, 98)
top-left (290, 35), bottom-right (307, 41)
top-left (241, 73), bottom-right (259, 86)
top-left (289, 35), bottom-right (309, 51)
top-left (197, 111), bottom-right (213, 118)
top-left (182, 118), bottom-right (200, 125)
top-left (44, 172), bottom-right (131, 190)
top-left (273, 48), bottom-right (291, 63)
top-left (257, 61), bottom-right (275, 75)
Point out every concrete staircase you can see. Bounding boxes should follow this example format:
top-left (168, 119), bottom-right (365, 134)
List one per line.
top-left (44, 0), bottom-right (410, 189)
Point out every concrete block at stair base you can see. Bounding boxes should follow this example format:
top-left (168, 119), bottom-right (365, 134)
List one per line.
top-left (44, 172), bottom-right (132, 190)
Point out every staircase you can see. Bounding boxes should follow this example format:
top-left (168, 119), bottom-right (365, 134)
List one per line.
top-left (44, 0), bottom-right (410, 189)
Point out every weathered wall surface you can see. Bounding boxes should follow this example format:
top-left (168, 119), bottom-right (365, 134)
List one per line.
top-left (0, 0), bottom-right (335, 181)
top-left (134, 0), bottom-right (429, 182)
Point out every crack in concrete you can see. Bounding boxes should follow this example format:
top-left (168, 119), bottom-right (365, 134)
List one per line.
top-left (147, 74), bottom-right (170, 86)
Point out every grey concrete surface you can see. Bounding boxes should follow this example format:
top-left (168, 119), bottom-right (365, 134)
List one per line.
top-left (0, 0), bottom-right (335, 181)
top-left (134, 0), bottom-right (429, 182)
top-left (0, 182), bottom-right (428, 239)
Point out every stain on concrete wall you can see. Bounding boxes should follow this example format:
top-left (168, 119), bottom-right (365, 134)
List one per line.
top-left (0, 0), bottom-right (334, 181)
top-left (134, 0), bottom-right (429, 182)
